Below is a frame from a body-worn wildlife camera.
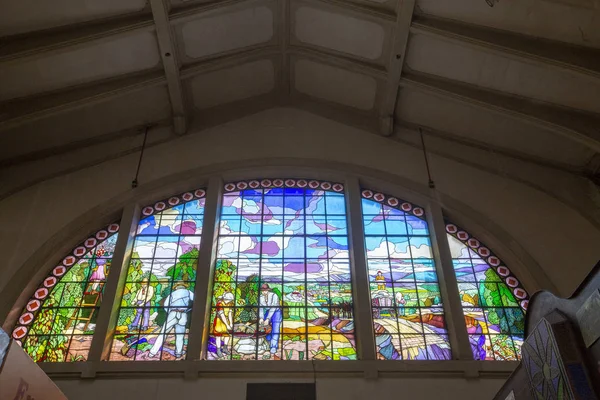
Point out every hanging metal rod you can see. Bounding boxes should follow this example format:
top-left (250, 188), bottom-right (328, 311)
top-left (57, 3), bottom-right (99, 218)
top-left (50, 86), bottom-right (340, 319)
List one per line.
top-left (131, 126), bottom-right (149, 189)
top-left (420, 128), bottom-right (435, 189)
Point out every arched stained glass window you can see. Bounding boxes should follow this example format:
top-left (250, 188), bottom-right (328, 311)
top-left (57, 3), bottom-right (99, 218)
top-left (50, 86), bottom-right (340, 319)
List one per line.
top-left (109, 189), bottom-right (206, 361)
top-left (361, 190), bottom-right (451, 360)
top-left (11, 177), bottom-right (534, 366)
top-left (208, 179), bottom-right (356, 360)
top-left (446, 223), bottom-right (527, 361)
top-left (12, 223), bottom-right (120, 362)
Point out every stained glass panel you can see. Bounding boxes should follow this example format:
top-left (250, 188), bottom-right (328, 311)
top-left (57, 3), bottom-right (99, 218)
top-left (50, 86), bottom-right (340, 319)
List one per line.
top-left (13, 224), bottom-right (120, 362)
top-left (208, 179), bottom-right (356, 360)
top-left (361, 190), bottom-right (451, 360)
top-left (109, 190), bottom-right (206, 361)
top-left (446, 223), bottom-right (527, 361)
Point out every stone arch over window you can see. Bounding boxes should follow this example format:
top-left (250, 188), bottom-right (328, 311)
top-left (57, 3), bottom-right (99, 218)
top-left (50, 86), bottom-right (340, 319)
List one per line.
top-left (446, 222), bottom-right (528, 361)
top-left (12, 223), bottom-right (120, 362)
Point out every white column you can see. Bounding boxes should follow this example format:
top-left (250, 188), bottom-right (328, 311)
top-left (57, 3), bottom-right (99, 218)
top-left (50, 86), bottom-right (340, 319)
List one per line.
top-left (427, 200), bottom-right (473, 360)
top-left (88, 203), bottom-right (140, 362)
top-left (187, 176), bottom-right (223, 360)
top-left (345, 177), bottom-right (377, 360)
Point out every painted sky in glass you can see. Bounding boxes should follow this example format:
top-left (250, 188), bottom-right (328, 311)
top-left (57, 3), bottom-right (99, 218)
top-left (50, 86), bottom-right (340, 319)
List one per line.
top-left (447, 223), bottom-right (527, 361)
top-left (209, 179), bottom-right (356, 360)
top-left (110, 190), bottom-right (205, 361)
top-left (13, 224), bottom-right (120, 362)
top-left (361, 191), bottom-right (450, 360)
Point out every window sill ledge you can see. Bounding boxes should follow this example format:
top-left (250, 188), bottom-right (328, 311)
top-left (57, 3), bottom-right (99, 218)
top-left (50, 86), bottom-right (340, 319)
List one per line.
top-left (40, 360), bottom-right (519, 380)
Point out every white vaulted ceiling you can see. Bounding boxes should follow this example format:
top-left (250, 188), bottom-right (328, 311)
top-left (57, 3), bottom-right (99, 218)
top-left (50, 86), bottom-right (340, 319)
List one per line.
top-left (0, 0), bottom-right (599, 194)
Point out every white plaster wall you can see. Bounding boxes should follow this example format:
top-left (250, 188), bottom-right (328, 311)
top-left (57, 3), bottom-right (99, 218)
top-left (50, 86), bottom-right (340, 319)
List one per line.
top-left (294, 60), bottom-right (378, 110)
top-left (0, 107), bottom-right (598, 301)
top-left (54, 376), bottom-right (506, 400)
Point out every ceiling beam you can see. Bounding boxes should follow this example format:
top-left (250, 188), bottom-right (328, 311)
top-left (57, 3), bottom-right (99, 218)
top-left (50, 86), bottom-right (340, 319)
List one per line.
top-left (400, 71), bottom-right (600, 152)
top-left (287, 45), bottom-right (388, 79)
top-left (0, 70), bottom-right (166, 130)
top-left (0, 0), bottom-right (261, 62)
top-left (0, 14), bottom-right (154, 62)
top-left (298, 0), bottom-right (396, 22)
top-left (0, 37), bottom-right (390, 131)
top-left (170, 0), bottom-right (260, 23)
top-left (379, 0), bottom-right (415, 136)
top-left (0, 0), bottom-right (396, 65)
top-left (0, 0), bottom-right (396, 63)
top-left (180, 45), bottom-right (280, 78)
top-left (411, 14), bottom-right (600, 80)
top-left (0, 46), bottom-right (281, 130)
top-left (0, 42), bottom-right (387, 130)
top-left (150, 0), bottom-right (188, 135)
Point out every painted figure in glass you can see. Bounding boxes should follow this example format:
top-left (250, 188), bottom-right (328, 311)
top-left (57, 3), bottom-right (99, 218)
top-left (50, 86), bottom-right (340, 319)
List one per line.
top-left (88, 256), bottom-right (107, 293)
top-left (130, 279), bottom-right (155, 331)
top-left (259, 283), bottom-right (282, 359)
top-left (149, 283), bottom-right (194, 358)
top-left (213, 292), bottom-right (234, 358)
top-left (375, 271), bottom-right (386, 291)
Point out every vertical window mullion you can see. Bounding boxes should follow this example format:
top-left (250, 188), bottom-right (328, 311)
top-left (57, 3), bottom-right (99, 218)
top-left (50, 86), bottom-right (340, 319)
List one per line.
top-left (88, 203), bottom-right (141, 362)
top-left (188, 176), bottom-right (223, 360)
top-left (426, 202), bottom-right (472, 360)
top-left (345, 177), bottom-right (376, 360)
